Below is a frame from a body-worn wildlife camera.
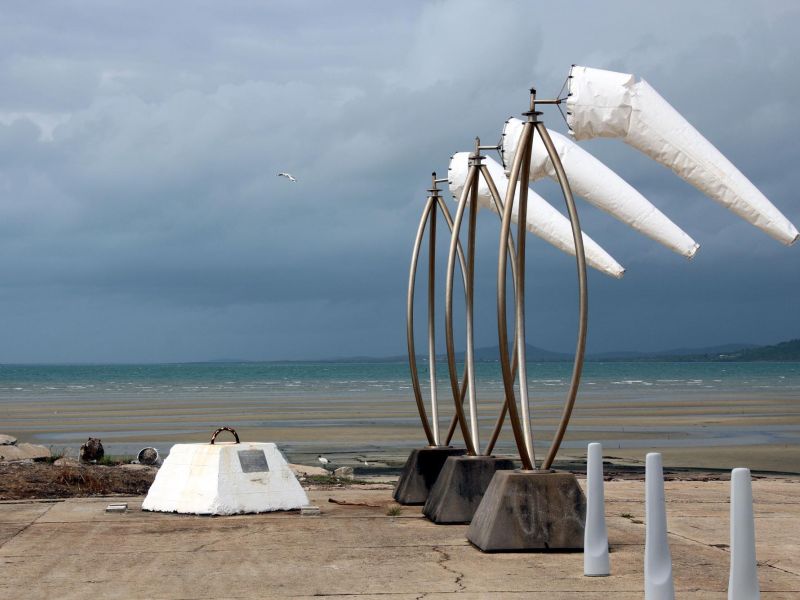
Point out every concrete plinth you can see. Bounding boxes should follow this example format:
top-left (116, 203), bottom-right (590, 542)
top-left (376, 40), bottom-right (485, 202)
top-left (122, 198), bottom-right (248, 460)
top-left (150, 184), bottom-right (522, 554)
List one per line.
top-left (467, 470), bottom-right (586, 552)
top-left (393, 446), bottom-right (467, 505)
top-left (142, 441), bottom-right (309, 515)
top-left (423, 455), bottom-right (515, 524)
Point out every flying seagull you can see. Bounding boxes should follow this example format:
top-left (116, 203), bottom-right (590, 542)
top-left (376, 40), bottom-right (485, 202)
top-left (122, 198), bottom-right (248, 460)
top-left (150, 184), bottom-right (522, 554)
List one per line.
top-left (277, 172), bottom-right (297, 182)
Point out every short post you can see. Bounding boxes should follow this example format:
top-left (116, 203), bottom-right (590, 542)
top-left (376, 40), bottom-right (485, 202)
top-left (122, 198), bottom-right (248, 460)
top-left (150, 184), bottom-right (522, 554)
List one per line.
top-left (645, 452), bottom-right (675, 600)
top-left (584, 442), bottom-right (609, 576)
top-left (728, 468), bottom-right (760, 599)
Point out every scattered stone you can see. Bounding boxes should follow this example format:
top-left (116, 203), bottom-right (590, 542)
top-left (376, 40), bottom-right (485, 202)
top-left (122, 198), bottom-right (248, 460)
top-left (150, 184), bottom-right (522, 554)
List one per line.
top-left (105, 503), bottom-right (128, 513)
top-left (79, 438), bottom-right (104, 463)
top-left (334, 466), bottom-right (354, 480)
top-left (328, 497), bottom-right (380, 507)
top-left (300, 505), bottom-right (321, 516)
top-left (137, 447), bottom-right (159, 465)
top-left (118, 463), bottom-right (157, 472)
top-left (0, 434), bottom-right (17, 446)
top-left (0, 443), bottom-right (51, 462)
top-left (53, 457), bottom-right (80, 467)
top-left (289, 463), bottom-right (329, 477)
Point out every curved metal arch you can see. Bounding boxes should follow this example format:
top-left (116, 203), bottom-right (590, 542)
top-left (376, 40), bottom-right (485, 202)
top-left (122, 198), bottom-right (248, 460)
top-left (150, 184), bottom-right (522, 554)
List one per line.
top-left (444, 163), bottom-right (480, 455)
top-left (406, 187), bottom-right (470, 446)
top-left (497, 121), bottom-right (536, 470)
top-left (535, 121), bottom-right (588, 470)
top-left (441, 170), bottom-right (521, 454)
top-left (495, 99), bottom-right (589, 471)
top-left (480, 165), bottom-right (521, 456)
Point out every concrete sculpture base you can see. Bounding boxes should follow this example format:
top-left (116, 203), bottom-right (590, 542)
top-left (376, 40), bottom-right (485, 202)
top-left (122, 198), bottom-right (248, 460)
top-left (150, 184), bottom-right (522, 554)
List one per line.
top-left (467, 470), bottom-right (586, 552)
top-left (393, 446), bottom-right (467, 505)
top-left (423, 455), bottom-right (515, 524)
top-left (142, 441), bottom-right (309, 515)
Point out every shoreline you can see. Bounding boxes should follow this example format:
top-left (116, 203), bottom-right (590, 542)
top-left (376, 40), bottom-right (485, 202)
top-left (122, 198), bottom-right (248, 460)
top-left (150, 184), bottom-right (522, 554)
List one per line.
top-left (4, 395), bottom-right (798, 473)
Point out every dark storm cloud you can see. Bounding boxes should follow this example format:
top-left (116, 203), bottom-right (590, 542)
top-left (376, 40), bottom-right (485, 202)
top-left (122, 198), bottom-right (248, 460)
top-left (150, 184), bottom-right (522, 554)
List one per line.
top-left (0, 0), bottom-right (797, 362)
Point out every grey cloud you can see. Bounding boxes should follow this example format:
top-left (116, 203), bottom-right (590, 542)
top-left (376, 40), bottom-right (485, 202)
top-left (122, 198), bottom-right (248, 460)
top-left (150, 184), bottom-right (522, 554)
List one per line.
top-left (0, 1), bottom-right (797, 362)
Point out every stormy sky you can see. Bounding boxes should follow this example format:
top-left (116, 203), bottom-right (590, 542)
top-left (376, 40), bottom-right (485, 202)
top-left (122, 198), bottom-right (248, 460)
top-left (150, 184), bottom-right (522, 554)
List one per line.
top-left (0, 1), bottom-right (798, 363)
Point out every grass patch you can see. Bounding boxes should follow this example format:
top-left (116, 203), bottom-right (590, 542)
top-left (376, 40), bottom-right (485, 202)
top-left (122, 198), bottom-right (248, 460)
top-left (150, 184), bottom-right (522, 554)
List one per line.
top-left (97, 454), bottom-right (135, 466)
top-left (304, 474), bottom-right (370, 485)
top-left (386, 504), bottom-right (402, 516)
top-left (38, 447), bottom-right (67, 464)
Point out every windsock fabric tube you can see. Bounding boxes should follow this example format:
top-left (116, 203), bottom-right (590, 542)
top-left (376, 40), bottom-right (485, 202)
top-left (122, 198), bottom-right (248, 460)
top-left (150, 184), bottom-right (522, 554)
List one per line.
top-left (448, 153), bottom-right (625, 279)
top-left (501, 118), bottom-right (699, 258)
top-left (645, 452), bottom-right (675, 600)
top-left (567, 65), bottom-right (799, 246)
top-left (584, 442), bottom-right (610, 577)
top-left (728, 468), bottom-right (760, 600)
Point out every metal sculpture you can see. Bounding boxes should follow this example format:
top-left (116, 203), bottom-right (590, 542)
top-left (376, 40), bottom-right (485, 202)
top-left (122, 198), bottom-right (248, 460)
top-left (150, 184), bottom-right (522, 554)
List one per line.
top-left (392, 174), bottom-right (470, 505)
top-left (400, 65), bottom-right (797, 545)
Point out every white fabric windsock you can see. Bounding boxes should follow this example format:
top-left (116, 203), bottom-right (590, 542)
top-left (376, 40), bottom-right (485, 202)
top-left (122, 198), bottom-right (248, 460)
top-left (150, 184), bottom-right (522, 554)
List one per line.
top-left (567, 65), bottom-right (799, 246)
top-left (501, 118), bottom-right (700, 258)
top-left (448, 153), bottom-right (625, 279)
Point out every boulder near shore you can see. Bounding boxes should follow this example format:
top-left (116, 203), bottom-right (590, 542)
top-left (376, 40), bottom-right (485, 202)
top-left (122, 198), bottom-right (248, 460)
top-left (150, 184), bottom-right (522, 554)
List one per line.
top-left (0, 434), bottom-right (51, 462)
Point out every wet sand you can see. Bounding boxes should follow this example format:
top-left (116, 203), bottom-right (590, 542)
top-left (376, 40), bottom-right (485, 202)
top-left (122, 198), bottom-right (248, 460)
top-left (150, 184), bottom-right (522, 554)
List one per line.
top-left (2, 389), bottom-right (798, 473)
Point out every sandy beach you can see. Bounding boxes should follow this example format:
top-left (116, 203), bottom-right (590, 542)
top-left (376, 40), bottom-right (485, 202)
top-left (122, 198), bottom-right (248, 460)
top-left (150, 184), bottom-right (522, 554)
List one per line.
top-left (2, 364), bottom-right (798, 473)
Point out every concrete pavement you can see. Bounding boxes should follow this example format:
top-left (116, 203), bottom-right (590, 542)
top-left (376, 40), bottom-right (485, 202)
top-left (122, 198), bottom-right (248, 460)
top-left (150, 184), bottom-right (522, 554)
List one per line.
top-left (1, 478), bottom-right (798, 599)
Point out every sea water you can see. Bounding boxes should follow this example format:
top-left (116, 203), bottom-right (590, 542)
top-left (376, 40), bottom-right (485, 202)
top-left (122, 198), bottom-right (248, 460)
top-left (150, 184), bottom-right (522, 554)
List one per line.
top-left (1, 361), bottom-right (798, 461)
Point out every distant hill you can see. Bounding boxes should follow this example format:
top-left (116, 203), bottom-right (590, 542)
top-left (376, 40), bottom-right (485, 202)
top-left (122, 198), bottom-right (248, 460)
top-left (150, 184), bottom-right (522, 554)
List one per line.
top-left (460, 344), bottom-right (571, 362)
top-left (711, 339), bottom-right (800, 362)
top-left (590, 343), bottom-right (759, 362)
top-left (263, 338), bottom-right (800, 364)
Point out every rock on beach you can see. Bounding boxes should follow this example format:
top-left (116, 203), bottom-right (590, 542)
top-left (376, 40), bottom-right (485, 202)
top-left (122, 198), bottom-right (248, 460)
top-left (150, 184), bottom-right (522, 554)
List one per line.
top-left (0, 441), bottom-right (51, 461)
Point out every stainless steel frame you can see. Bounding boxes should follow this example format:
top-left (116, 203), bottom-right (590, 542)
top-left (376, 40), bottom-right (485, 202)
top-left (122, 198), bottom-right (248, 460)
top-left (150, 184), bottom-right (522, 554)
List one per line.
top-left (496, 90), bottom-right (589, 470)
top-left (407, 88), bottom-right (588, 469)
top-left (406, 173), bottom-right (469, 447)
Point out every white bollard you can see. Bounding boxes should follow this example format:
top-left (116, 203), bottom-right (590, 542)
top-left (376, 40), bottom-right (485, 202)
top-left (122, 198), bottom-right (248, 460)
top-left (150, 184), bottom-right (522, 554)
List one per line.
top-left (645, 452), bottom-right (675, 600)
top-left (728, 468), bottom-right (760, 599)
top-left (584, 442), bottom-right (610, 576)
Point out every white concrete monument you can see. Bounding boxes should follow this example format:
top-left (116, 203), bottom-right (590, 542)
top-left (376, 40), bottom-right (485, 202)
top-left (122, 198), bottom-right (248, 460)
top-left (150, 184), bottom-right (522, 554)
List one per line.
top-left (142, 427), bottom-right (309, 515)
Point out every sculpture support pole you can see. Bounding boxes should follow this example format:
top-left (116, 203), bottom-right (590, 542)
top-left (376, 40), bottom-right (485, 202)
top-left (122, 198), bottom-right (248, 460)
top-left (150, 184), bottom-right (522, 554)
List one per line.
top-left (438, 196), bottom-right (471, 448)
top-left (427, 191), bottom-right (440, 445)
top-left (465, 155), bottom-right (480, 453)
top-left (467, 91), bottom-right (590, 552)
top-left (535, 121), bottom-right (589, 470)
top-left (497, 121), bottom-right (535, 471)
top-left (408, 182), bottom-right (470, 448)
top-left (480, 165), bottom-right (519, 457)
top-left (407, 195), bottom-right (436, 446)
top-left (514, 127), bottom-right (536, 467)
top-left (394, 180), bottom-right (473, 506)
top-left (445, 164), bottom-right (479, 455)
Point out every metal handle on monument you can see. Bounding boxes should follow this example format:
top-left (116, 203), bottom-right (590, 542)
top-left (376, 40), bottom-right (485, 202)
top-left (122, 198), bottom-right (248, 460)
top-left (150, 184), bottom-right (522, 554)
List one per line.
top-left (210, 427), bottom-right (240, 444)
top-left (535, 121), bottom-right (589, 471)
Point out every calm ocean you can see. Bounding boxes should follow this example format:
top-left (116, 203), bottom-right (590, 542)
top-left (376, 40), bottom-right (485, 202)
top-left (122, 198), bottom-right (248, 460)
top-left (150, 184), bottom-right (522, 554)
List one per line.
top-left (1, 361), bottom-right (799, 462)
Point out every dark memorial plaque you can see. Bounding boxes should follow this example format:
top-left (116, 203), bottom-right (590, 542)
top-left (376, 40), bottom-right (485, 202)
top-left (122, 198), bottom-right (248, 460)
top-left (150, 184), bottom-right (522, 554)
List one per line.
top-left (238, 449), bottom-right (270, 473)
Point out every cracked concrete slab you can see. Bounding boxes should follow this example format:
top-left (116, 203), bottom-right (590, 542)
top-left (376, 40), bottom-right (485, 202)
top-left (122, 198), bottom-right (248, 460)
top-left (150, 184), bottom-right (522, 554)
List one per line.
top-left (0, 479), bottom-right (797, 599)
